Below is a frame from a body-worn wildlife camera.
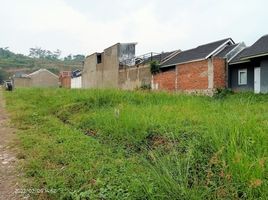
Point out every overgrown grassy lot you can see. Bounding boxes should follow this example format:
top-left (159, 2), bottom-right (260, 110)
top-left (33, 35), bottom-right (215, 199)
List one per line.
top-left (4, 89), bottom-right (268, 199)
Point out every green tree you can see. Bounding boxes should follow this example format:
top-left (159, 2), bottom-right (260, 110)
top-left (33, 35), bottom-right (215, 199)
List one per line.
top-left (64, 54), bottom-right (73, 61)
top-left (0, 47), bottom-right (15, 58)
top-left (72, 54), bottom-right (85, 62)
top-left (29, 47), bottom-right (62, 60)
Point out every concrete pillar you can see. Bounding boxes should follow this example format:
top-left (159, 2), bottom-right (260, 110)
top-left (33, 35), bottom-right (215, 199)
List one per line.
top-left (208, 58), bottom-right (214, 89)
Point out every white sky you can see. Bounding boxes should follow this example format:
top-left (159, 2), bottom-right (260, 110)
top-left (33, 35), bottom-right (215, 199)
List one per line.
top-left (0, 0), bottom-right (267, 57)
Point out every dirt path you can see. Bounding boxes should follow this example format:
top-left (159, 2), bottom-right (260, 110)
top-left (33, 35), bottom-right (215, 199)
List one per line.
top-left (0, 88), bottom-right (21, 199)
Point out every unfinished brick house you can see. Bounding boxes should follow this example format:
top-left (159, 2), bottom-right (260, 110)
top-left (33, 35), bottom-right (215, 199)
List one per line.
top-left (152, 38), bottom-right (245, 94)
top-left (82, 43), bottom-right (179, 90)
top-left (82, 43), bottom-right (136, 89)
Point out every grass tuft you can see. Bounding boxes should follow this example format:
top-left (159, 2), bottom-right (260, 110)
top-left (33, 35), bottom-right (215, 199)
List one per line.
top-left (4, 88), bottom-right (268, 199)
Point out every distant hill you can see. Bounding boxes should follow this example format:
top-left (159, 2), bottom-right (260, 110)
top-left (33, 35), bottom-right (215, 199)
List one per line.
top-left (0, 47), bottom-right (84, 83)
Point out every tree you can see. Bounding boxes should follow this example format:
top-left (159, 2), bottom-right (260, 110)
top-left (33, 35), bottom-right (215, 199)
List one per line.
top-left (0, 47), bottom-right (15, 58)
top-left (63, 54), bottom-right (85, 62)
top-left (64, 54), bottom-right (73, 61)
top-left (29, 47), bottom-right (46, 58)
top-left (53, 49), bottom-right (61, 60)
top-left (72, 54), bottom-right (85, 62)
top-left (29, 47), bottom-right (62, 60)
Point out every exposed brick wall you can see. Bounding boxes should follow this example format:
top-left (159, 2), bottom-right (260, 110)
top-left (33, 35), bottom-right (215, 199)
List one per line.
top-left (153, 69), bottom-right (176, 91)
top-left (177, 60), bottom-right (209, 90)
top-left (152, 58), bottom-right (227, 93)
top-left (213, 58), bottom-right (226, 88)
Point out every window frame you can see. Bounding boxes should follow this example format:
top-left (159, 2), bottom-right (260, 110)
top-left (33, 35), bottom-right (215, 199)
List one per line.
top-left (238, 69), bottom-right (247, 85)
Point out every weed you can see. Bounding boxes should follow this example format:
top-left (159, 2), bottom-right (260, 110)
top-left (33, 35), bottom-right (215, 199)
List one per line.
top-left (4, 88), bottom-right (268, 199)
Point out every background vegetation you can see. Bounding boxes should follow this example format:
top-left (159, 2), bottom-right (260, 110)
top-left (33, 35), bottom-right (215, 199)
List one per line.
top-left (4, 89), bottom-right (268, 199)
top-left (0, 47), bottom-right (84, 83)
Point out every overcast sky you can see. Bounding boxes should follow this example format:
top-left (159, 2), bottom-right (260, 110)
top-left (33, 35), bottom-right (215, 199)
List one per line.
top-left (0, 0), bottom-right (267, 57)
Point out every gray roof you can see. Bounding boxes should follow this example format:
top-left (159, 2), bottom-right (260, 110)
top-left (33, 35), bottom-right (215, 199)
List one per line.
top-left (137, 51), bottom-right (179, 65)
top-left (229, 47), bottom-right (251, 64)
top-left (240, 35), bottom-right (268, 59)
top-left (146, 51), bottom-right (176, 63)
top-left (161, 38), bottom-right (234, 67)
top-left (215, 44), bottom-right (239, 58)
top-left (14, 72), bottom-right (28, 78)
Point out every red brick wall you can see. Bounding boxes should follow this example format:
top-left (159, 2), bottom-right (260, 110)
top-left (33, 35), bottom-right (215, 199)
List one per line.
top-left (153, 70), bottom-right (176, 91)
top-left (153, 58), bottom-right (227, 92)
top-left (177, 60), bottom-right (209, 90)
top-left (213, 58), bottom-right (226, 88)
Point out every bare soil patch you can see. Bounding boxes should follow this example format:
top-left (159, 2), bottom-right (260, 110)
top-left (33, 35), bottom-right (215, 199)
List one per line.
top-left (0, 89), bottom-right (21, 199)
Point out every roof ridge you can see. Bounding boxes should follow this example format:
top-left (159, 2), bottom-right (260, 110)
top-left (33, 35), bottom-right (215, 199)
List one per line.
top-left (159, 50), bottom-right (181, 65)
top-left (215, 43), bottom-right (240, 55)
top-left (229, 47), bottom-right (251, 64)
top-left (197, 38), bottom-right (231, 47)
top-left (239, 34), bottom-right (268, 60)
top-left (178, 38), bottom-right (232, 53)
top-left (161, 38), bottom-right (234, 68)
top-left (260, 34), bottom-right (268, 38)
top-left (28, 68), bottom-right (58, 78)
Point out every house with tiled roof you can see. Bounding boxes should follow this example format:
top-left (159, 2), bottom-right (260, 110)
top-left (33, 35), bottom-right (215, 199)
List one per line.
top-left (152, 38), bottom-right (245, 94)
top-left (229, 35), bottom-right (268, 93)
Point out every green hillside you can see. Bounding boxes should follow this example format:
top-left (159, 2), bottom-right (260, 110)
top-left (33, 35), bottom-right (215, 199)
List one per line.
top-left (0, 47), bottom-right (84, 83)
top-left (4, 89), bottom-right (268, 199)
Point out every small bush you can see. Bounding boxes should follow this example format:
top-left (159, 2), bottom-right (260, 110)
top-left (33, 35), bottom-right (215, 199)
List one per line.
top-left (150, 61), bottom-right (160, 74)
top-left (139, 83), bottom-right (151, 91)
top-left (214, 88), bottom-right (233, 99)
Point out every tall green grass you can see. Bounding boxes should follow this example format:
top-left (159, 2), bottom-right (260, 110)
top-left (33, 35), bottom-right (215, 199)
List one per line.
top-left (4, 89), bottom-right (268, 199)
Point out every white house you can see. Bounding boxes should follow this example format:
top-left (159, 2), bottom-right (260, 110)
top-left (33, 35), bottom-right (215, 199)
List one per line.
top-left (71, 70), bottom-right (82, 89)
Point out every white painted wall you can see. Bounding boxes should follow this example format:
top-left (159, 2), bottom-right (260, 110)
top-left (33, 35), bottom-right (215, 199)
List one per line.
top-left (71, 76), bottom-right (82, 89)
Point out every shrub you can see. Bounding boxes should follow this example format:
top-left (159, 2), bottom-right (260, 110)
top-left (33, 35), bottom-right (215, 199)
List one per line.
top-left (139, 83), bottom-right (151, 91)
top-left (214, 88), bottom-right (233, 99)
top-left (150, 61), bottom-right (160, 74)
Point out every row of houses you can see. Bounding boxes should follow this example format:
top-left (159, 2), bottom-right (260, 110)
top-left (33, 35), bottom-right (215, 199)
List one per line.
top-left (81, 43), bottom-right (180, 90)
top-left (12, 34), bottom-right (268, 94)
top-left (12, 68), bottom-right (82, 89)
top-left (82, 34), bottom-right (268, 94)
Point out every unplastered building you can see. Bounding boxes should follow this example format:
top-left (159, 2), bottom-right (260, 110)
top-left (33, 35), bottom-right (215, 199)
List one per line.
top-left (152, 38), bottom-right (245, 94)
top-left (82, 43), bottom-right (178, 90)
top-left (82, 43), bottom-right (137, 89)
top-left (13, 69), bottom-right (59, 88)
